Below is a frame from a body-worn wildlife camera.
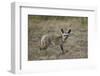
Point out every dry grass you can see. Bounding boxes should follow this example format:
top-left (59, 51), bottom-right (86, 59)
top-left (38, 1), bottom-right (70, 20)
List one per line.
top-left (28, 15), bottom-right (88, 61)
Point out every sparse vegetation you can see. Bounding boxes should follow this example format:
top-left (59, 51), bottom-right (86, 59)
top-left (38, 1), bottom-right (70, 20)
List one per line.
top-left (28, 15), bottom-right (88, 61)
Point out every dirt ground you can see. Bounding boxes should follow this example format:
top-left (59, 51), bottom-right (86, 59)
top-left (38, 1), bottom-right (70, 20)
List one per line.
top-left (28, 15), bottom-right (88, 61)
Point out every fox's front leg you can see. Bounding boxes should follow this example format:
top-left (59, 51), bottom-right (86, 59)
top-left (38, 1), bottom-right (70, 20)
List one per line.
top-left (60, 44), bottom-right (64, 54)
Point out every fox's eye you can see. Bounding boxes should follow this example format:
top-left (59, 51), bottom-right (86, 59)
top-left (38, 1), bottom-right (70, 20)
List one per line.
top-left (64, 35), bottom-right (67, 36)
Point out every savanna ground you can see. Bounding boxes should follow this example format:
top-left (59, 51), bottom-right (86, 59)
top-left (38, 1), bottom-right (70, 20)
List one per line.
top-left (28, 15), bottom-right (88, 61)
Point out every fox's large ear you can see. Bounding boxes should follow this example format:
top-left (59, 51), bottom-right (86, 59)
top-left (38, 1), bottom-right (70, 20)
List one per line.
top-left (61, 28), bottom-right (64, 33)
top-left (68, 29), bottom-right (71, 33)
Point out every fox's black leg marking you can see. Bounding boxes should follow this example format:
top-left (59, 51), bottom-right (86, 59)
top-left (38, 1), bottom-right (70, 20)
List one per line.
top-left (60, 44), bottom-right (64, 54)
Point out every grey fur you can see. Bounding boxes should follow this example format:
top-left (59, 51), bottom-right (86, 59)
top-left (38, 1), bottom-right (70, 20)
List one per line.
top-left (40, 28), bottom-right (71, 54)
